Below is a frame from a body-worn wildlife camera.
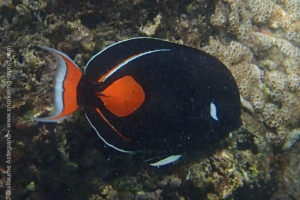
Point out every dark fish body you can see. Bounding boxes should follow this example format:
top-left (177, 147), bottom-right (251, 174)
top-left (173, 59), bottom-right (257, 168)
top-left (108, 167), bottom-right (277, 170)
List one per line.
top-left (35, 38), bottom-right (241, 166)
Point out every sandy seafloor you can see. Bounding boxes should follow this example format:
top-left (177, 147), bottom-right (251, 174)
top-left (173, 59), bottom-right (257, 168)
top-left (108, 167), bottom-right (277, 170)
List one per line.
top-left (0, 0), bottom-right (300, 199)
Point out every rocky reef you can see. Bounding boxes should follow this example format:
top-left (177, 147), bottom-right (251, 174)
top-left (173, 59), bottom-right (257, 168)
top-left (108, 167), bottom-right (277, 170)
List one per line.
top-left (0, 0), bottom-right (299, 199)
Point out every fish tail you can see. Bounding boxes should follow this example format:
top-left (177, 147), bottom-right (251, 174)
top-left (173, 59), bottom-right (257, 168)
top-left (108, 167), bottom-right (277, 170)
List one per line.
top-left (33, 46), bottom-right (82, 122)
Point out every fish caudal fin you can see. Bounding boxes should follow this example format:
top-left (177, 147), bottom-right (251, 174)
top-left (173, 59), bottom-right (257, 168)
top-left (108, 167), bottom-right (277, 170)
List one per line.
top-left (34, 46), bottom-right (82, 122)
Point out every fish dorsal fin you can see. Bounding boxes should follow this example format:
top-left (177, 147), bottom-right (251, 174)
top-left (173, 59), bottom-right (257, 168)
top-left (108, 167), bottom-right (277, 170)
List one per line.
top-left (98, 76), bottom-right (145, 117)
top-left (95, 107), bottom-right (130, 141)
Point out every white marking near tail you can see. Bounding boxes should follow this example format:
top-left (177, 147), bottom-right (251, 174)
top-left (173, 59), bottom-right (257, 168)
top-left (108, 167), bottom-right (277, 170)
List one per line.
top-left (149, 154), bottom-right (182, 167)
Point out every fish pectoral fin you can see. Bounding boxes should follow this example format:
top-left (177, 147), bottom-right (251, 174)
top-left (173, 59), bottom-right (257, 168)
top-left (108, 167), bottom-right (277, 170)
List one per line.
top-left (99, 76), bottom-right (145, 117)
top-left (149, 154), bottom-right (182, 167)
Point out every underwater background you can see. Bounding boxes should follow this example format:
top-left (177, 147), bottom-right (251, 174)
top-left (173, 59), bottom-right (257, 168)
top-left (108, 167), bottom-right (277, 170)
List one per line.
top-left (0, 0), bottom-right (300, 199)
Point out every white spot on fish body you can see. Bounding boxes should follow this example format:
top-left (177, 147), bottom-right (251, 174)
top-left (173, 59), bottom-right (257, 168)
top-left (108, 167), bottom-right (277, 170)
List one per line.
top-left (210, 101), bottom-right (219, 121)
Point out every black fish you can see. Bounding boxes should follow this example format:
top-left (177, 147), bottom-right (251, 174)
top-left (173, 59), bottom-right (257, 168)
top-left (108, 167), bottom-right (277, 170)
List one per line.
top-left (35, 37), bottom-right (241, 167)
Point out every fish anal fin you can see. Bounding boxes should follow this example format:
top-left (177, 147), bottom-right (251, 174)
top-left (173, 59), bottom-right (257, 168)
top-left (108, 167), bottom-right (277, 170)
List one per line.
top-left (95, 108), bottom-right (131, 142)
top-left (85, 112), bottom-right (134, 154)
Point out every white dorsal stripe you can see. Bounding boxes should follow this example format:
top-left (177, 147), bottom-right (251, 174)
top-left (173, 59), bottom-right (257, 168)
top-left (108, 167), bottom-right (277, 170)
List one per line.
top-left (101, 49), bottom-right (170, 82)
top-left (149, 155), bottom-right (182, 167)
top-left (85, 113), bottom-right (135, 154)
top-left (84, 37), bottom-right (172, 73)
top-left (33, 46), bottom-right (82, 122)
top-left (210, 101), bottom-right (219, 121)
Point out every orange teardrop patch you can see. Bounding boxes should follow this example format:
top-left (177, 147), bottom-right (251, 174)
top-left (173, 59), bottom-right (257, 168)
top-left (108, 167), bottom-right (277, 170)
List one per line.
top-left (98, 76), bottom-right (145, 117)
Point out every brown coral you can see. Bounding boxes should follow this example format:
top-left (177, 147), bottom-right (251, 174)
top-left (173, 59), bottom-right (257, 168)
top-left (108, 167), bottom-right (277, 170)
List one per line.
top-left (204, 0), bottom-right (300, 154)
top-left (230, 62), bottom-right (263, 99)
top-left (245, 0), bottom-right (274, 23)
top-left (202, 37), bottom-right (253, 66)
top-left (281, 93), bottom-right (300, 126)
top-left (259, 59), bottom-right (278, 70)
top-left (262, 103), bottom-right (283, 128)
top-left (287, 74), bottom-right (300, 91)
top-left (224, 0), bottom-right (252, 42)
top-left (273, 38), bottom-right (300, 58)
top-left (249, 87), bottom-right (266, 112)
top-left (203, 1), bottom-right (300, 198)
top-left (283, 58), bottom-right (300, 75)
top-left (210, 4), bottom-right (228, 28)
top-left (252, 32), bottom-right (274, 50)
top-left (264, 71), bottom-right (288, 91)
